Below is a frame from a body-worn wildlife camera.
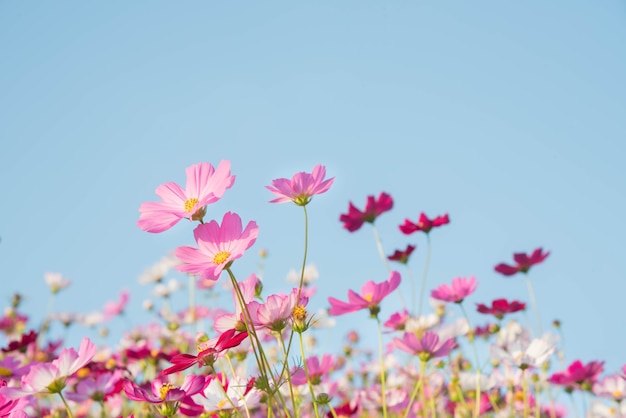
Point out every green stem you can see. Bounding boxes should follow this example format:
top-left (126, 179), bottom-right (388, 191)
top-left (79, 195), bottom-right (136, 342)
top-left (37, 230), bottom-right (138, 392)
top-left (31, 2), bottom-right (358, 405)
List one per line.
top-left (58, 391), bottom-right (74, 418)
top-left (298, 332), bottom-right (320, 418)
top-left (524, 275), bottom-right (542, 336)
top-left (376, 318), bottom-right (388, 418)
top-left (403, 360), bottom-right (425, 418)
top-left (417, 235), bottom-right (431, 317)
top-left (459, 303), bottom-right (481, 418)
top-left (522, 369), bottom-right (529, 418)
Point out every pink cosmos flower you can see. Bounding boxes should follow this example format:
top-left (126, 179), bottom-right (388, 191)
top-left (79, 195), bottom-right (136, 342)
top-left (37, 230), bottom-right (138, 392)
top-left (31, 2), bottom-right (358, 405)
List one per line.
top-left (266, 164), bottom-right (334, 206)
top-left (103, 289), bottom-right (130, 321)
top-left (328, 271), bottom-right (401, 318)
top-left (494, 247), bottom-right (550, 276)
top-left (124, 374), bottom-right (206, 417)
top-left (137, 161), bottom-right (235, 233)
top-left (548, 359), bottom-right (605, 392)
top-left (214, 274), bottom-right (260, 333)
top-left (387, 244), bottom-right (416, 264)
top-left (247, 288), bottom-right (309, 332)
top-left (160, 329), bottom-right (249, 375)
top-left (431, 276), bottom-right (478, 304)
top-left (175, 212), bottom-right (258, 281)
top-left (339, 192), bottom-right (394, 232)
top-left (3, 337), bottom-right (96, 397)
top-left (65, 369), bottom-right (124, 403)
top-left (393, 331), bottom-right (456, 362)
top-left (476, 298), bottom-right (526, 320)
top-left (384, 309), bottom-right (410, 331)
top-left (399, 212), bottom-right (450, 235)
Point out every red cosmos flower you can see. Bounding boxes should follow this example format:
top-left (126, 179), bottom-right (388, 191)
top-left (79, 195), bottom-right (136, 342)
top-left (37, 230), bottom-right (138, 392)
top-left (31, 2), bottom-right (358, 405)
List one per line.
top-left (1, 330), bottom-right (37, 353)
top-left (339, 192), bottom-right (393, 232)
top-left (548, 360), bottom-right (605, 392)
top-left (326, 400), bottom-right (359, 417)
top-left (399, 212), bottom-right (449, 235)
top-left (387, 244), bottom-right (416, 264)
top-left (494, 247), bottom-right (550, 277)
top-left (476, 298), bottom-right (526, 320)
top-left (161, 329), bottom-right (248, 375)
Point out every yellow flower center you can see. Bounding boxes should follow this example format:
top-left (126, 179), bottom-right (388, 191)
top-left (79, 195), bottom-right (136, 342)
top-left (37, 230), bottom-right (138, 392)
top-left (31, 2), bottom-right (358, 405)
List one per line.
top-left (217, 399), bottom-right (228, 409)
top-left (159, 383), bottom-right (174, 400)
top-left (363, 293), bottom-right (373, 302)
top-left (292, 305), bottom-right (307, 321)
top-left (184, 197), bottom-right (199, 213)
top-left (76, 367), bottom-right (90, 379)
top-left (213, 251), bottom-right (230, 265)
top-left (0, 367), bottom-right (11, 377)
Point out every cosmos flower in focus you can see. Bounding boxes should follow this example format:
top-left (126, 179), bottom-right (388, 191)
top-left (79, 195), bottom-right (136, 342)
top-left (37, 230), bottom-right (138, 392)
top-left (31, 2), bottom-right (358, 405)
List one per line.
top-left (175, 212), bottom-right (258, 281)
top-left (494, 247), bottom-right (550, 277)
top-left (328, 271), bottom-right (401, 318)
top-left (339, 192), bottom-right (394, 232)
top-left (137, 161), bottom-right (235, 233)
top-left (266, 165), bottom-right (334, 206)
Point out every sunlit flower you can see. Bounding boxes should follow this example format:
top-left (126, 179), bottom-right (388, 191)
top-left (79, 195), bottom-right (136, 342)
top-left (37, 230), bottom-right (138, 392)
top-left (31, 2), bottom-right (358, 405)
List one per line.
top-left (494, 247), bottom-right (550, 277)
top-left (175, 212), bottom-right (258, 281)
top-left (191, 375), bottom-right (261, 414)
top-left (266, 164), bottom-right (334, 206)
top-left (339, 192), bottom-right (393, 232)
top-left (328, 271), bottom-right (401, 318)
top-left (43, 272), bottom-right (71, 294)
top-left (137, 161), bottom-right (235, 233)
top-left (431, 276), bottom-right (478, 304)
top-left (399, 212), bottom-right (449, 235)
top-left (393, 331), bottom-right (456, 362)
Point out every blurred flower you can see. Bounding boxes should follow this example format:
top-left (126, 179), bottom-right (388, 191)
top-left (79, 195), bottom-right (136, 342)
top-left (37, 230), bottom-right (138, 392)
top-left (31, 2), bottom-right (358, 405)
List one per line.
top-left (175, 212), bottom-right (258, 281)
top-left (266, 164), bottom-right (334, 206)
top-left (339, 192), bottom-right (393, 232)
top-left (328, 271), bottom-right (401, 318)
top-left (399, 212), bottom-right (449, 235)
top-left (594, 373), bottom-right (626, 402)
top-left (153, 278), bottom-right (184, 298)
top-left (494, 247), bottom-right (550, 277)
top-left (476, 298), bottom-right (526, 320)
top-left (43, 272), bottom-right (71, 294)
top-left (103, 290), bottom-right (130, 321)
top-left (431, 276), bottom-right (478, 304)
top-left (137, 161), bottom-right (235, 233)
top-left (393, 331), bottom-right (455, 362)
top-left (387, 245), bottom-right (416, 264)
top-left (549, 359), bottom-right (605, 392)
top-left (491, 335), bottom-right (556, 370)
top-left (286, 263), bottom-right (319, 285)
top-left (138, 254), bottom-right (180, 284)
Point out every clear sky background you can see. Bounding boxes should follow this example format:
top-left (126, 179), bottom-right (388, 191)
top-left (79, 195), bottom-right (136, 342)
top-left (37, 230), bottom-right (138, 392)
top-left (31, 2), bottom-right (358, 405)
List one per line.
top-left (1, 1), bottom-right (625, 376)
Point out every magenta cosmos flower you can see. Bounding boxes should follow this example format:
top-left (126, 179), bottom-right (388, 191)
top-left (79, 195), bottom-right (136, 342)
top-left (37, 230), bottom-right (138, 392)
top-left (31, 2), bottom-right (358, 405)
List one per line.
top-left (175, 212), bottom-right (258, 281)
top-left (137, 161), bottom-right (235, 233)
top-left (393, 331), bottom-right (456, 362)
top-left (339, 192), bottom-right (394, 232)
top-left (431, 276), bottom-right (478, 304)
top-left (328, 271), bottom-right (401, 318)
top-left (399, 212), bottom-right (449, 235)
top-left (494, 247), bottom-right (550, 277)
top-left (476, 298), bottom-right (526, 320)
top-left (266, 164), bottom-right (334, 206)
top-left (387, 244), bottom-right (416, 264)
top-left (548, 359), bottom-right (605, 392)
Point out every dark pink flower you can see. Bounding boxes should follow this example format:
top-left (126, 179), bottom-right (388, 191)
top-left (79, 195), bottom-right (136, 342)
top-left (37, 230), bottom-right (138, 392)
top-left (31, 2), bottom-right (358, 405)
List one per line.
top-left (431, 276), bottom-right (478, 304)
top-left (494, 247), bottom-right (550, 277)
top-left (339, 192), bottom-right (393, 232)
top-left (399, 212), bottom-right (449, 235)
top-left (387, 244), bottom-right (416, 264)
top-left (328, 271), bottom-right (401, 318)
top-left (393, 331), bottom-right (456, 362)
top-left (138, 161), bottom-right (235, 233)
top-left (476, 298), bottom-right (526, 320)
top-left (384, 309), bottom-right (410, 331)
top-left (266, 165), bottom-right (334, 206)
top-left (548, 360), bottom-right (605, 392)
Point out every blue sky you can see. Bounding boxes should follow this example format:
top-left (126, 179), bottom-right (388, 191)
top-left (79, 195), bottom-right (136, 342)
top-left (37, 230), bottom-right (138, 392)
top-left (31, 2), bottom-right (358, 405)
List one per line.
top-left (1, 0), bottom-right (625, 377)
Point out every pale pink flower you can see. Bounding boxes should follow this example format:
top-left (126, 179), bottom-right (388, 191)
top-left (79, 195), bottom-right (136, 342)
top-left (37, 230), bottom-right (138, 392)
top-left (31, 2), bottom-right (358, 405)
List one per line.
top-left (328, 271), bottom-right (401, 318)
top-left (594, 373), bottom-right (626, 401)
top-left (3, 337), bottom-right (96, 397)
top-left (248, 288), bottom-right (309, 332)
top-left (191, 375), bottom-right (261, 414)
top-left (431, 276), bottom-right (478, 304)
top-left (103, 289), bottom-right (130, 321)
top-left (393, 331), bottom-right (456, 362)
top-left (137, 161), bottom-right (235, 233)
top-left (65, 369), bottom-right (124, 402)
top-left (175, 212), bottom-right (259, 281)
top-left (43, 272), bottom-right (71, 294)
top-left (214, 273), bottom-right (260, 333)
top-left (266, 164), bottom-right (334, 206)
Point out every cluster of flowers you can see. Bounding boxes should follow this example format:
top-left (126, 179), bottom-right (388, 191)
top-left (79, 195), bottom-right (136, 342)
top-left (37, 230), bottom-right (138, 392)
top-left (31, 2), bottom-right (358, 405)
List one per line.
top-left (1, 161), bottom-right (625, 418)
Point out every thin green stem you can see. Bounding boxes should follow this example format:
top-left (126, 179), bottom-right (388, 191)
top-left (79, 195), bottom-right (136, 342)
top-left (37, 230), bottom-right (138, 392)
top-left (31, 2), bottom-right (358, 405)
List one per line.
top-left (522, 369), bottom-right (529, 418)
top-left (524, 275), bottom-right (543, 336)
top-left (376, 318), bottom-right (388, 418)
top-left (459, 303), bottom-right (481, 418)
top-left (296, 205), bottom-right (310, 302)
top-left (403, 360), bottom-right (426, 418)
top-left (298, 332), bottom-right (320, 418)
top-left (58, 391), bottom-right (74, 418)
top-left (417, 235), bottom-right (432, 317)
top-left (372, 224), bottom-right (391, 272)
